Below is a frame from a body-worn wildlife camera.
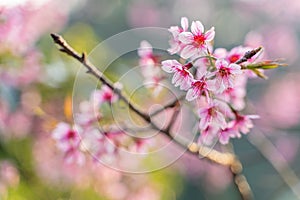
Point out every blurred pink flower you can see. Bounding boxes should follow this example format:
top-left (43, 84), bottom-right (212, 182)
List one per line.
top-left (52, 122), bottom-right (85, 165)
top-left (0, 160), bottom-right (19, 197)
top-left (260, 74), bottom-right (300, 128)
top-left (138, 40), bottom-right (164, 96)
top-left (127, 1), bottom-right (163, 27)
top-left (92, 85), bottom-right (118, 107)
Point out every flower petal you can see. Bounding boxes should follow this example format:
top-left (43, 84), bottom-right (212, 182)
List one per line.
top-left (180, 45), bottom-right (197, 59)
top-left (178, 32), bottom-right (194, 44)
top-left (181, 17), bottom-right (189, 31)
top-left (205, 27), bottom-right (215, 41)
top-left (138, 40), bottom-right (153, 58)
top-left (215, 59), bottom-right (229, 69)
top-left (161, 60), bottom-right (181, 73)
top-left (191, 21), bottom-right (204, 35)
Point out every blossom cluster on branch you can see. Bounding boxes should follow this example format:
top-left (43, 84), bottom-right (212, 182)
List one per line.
top-left (138, 17), bottom-right (281, 145)
top-left (52, 17), bottom-right (284, 167)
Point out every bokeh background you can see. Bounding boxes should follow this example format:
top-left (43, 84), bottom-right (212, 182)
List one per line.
top-left (1, 0), bottom-right (300, 199)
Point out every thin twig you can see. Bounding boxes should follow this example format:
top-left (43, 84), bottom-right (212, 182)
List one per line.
top-left (51, 33), bottom-right (253, 200)
top-left (165, 100), bottom-right (181, 133)
top-left (149, 96), bottom-right (184, 117)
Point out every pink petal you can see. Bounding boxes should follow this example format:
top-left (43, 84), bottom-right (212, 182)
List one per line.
top-left (186, 88), bottom-right (198, 101)
top-left (181, 17), bottom-right (189, 31)
top-left (138, 40), bottom-right (153, 58)
top-left (215, 78), bottom-right (226, 94)
top-left (52, 122), bottom-right (70, 140)
top-left (191, 21), bottom-right (204, 35)
top-left (180, 45), bottom-right (197, 59)
top-left (215, 111), bottom-right (227, 129)
top-left (219, 131), bottom-right (230, 144)
top-left (214, 48), bottom-right (227, 59)
top-left (206, 79), bottom-right (216, 91)
top-left (205, 27), bottom-right (215, 41)
top-left (161, 60), bottom-right (181, 73)
top-left (180, 77), bottom-right (192, 90)
top-left (215, 59), bottom-right (229, 69)
top-left (178, 32), bottom-right (194, 44)
top-left (172, 71), bottom-right (181, 85)
top-left (169, 26), bottom-right (181, 38)
top-left (229, 64), bottom-right (242, 74)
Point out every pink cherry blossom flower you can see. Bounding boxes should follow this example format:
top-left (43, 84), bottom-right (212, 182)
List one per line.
top-left (138, 40), bottom-right (164, 96)
top-left (186, 67), bottom-right (215, 102)
top-left (178, 21), bottom-right (215, 59)
top-left (168, 17), bottom-right (189, 55)
top-left (218, 125), bottom-right (238, 145)
top-left (231, 114), bottom-right (260, 138)
top-left (198, 100), bottom-right (227, 130)
top-left (75, 100), bottom-right (101, 127)
top-left (79, 128), bottom-right (115, 160)
top-left (161, 59), bottom-right (193, 90)
top-left (214, 59), bottom-right (242, 94)
top-left (138, 40), bottom-right (156, 67)
top-left (52, 122), bottom-right (85, 165)
top-left (92, 85), bottom-right (118, 107)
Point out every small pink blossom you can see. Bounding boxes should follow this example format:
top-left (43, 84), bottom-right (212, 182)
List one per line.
top-left (168, 17), bottom-right (189, 55)
top-left (92, 85), bottom-right (118, 107)
top-left (161, 59), bottom-right (193, 90)
top-left (198, 100), bottom-right (227, 130)
top-left (178, 21), bottom-right (215, 59)
top-left (186, 67), bottom-right (214, 101)
top-left (231, 114), bottom-right (260, 138)
top-left (52, 122), bottom-right (85, 165)
top-left (218, 125), bottom-right (238, 145)
top-left (214, 59), bottom-right (242, 94)
top-left (79, 128), bottom-right (115, 160)
top-left (138, 40), bottom-right (156, 67)
top-left (138, 40), bottom-right (164, 96)
top-left (75, 100), bottom-right (101, 127)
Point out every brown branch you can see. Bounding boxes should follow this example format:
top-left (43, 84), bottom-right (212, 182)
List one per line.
top-left (165, 100), bottom-right (181, 133)
top-left (149, 96), bottom-right (185, 117)
top-left (51, 33), bottom-right (151, 123)
top-left (51, 33), bottom-right (253, 200)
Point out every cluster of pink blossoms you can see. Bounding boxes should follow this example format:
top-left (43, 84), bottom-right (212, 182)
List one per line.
top-left (164, 17), bottom-right (261, 144)
top-left (138, 17), bottom-right (261, 145)
top-left (53, 85), bottom-right (149, 164)
top-left (53, 17), bottom-right (273, 164)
